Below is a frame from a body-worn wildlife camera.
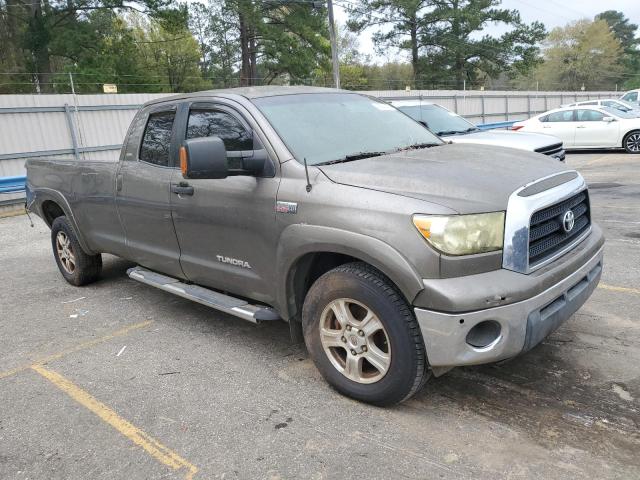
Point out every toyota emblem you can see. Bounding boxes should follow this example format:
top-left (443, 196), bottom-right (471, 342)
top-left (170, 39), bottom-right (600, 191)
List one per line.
top-left (562, 210), bottom-right (575, 233)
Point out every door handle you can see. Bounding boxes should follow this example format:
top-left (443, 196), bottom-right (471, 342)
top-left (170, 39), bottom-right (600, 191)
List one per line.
top-left (171, 182), bottom-right (194, 196)
top-left (576, 125), bottom-right (586, 128)
top-left (116, 173), bottom-right (123, 192)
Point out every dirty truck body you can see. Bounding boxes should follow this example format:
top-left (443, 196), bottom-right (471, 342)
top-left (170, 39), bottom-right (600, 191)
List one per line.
top-left (26, 87), bottom-right (604, 406)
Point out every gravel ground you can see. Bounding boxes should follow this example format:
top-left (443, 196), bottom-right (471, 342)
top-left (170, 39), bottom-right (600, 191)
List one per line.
top-left (1, 150), bottom-right (639, 480)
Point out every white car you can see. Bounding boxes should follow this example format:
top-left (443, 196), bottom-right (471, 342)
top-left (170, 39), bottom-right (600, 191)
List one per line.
top-left (621, 89), bottom-right (639, 106)
top-left (512, 106), bottom-right (640, 154)
top-left (388, 99), bottom-right (566, 161)
top-left (563, 98), bottom-right (640, 116)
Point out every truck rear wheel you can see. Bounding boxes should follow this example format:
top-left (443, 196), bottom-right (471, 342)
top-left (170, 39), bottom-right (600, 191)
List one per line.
top-left (302, 262), bottom-right (429, 406)
top-left (51, 216), bottom-right (102, 286)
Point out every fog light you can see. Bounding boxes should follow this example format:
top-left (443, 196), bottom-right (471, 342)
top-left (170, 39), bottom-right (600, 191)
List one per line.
top-left (466, 320), bottom-right (501, 348)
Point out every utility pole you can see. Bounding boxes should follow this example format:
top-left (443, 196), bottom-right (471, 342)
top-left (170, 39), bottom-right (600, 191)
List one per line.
top-left (326, 0), bottom-right (340, 89)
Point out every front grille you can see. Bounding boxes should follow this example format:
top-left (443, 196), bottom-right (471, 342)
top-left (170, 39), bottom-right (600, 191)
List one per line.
top-left (535, 142), bottom-right (564, 156)
top-left (528, 191), bottom-right (590, 266)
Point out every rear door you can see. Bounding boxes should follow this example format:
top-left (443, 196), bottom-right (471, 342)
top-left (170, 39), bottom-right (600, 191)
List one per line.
top-left (115, 104), bottom-right (184, 278)
top-left (574, 109), bottom-right (619, 147)
top-left (170, 100), bottom-right (281, 304)
top-left (539, 110), bottom-right (577, 146)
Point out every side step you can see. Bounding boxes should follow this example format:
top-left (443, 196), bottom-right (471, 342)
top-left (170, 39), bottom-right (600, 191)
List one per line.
top-left (127, 266), bottom-right (280, 324)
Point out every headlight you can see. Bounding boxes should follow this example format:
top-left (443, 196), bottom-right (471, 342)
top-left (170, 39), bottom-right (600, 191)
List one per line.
top-left (413, 212), bottom-right (505, 255)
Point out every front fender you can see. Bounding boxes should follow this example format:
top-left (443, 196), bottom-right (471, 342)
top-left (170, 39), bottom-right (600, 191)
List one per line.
top-left (276, 224), bottom-right (424, 320)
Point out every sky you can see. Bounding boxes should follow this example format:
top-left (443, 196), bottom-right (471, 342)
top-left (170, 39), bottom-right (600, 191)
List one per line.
top-left (333, 0), bottom-right (640, 63)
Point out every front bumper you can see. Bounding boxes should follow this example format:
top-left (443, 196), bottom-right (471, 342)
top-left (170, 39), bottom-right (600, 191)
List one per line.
top-left (414, 245), bottom-right (603, 368)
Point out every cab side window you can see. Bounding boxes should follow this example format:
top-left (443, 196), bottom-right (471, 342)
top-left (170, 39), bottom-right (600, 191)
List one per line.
top-left (139, 111), bottom-right (175, 166)
top-left (545, 110), bottom-right (575, 122)
top-left (576, 110), bottom-right (605, 122)
top-left (186, 110), bottom-right (253, 151)
top-left (623, 92), bottom-right (638, 103)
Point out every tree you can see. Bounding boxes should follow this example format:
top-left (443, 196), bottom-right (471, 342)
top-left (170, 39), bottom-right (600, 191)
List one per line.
top-left (0, 0), bottom-right (186, 92)
top-left (187, 0), bottom-right (331, 87)
top-left (134, 15), bottom-right (207, 93)
top-left (534, 19), bottom-right (623, 91)
top-left (420, 0), bottom-right (545, 89)
top-left (346, 0), bottom-right (432, 81)
top-left (346, 0), bottom-right (544, 89)
top-left (189, 1), bottom-right (240, 87)
top-left (595, 10), bottom-right (640, 89)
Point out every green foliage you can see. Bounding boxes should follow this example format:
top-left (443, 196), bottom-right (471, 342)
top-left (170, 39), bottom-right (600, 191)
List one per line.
top-left (532, 19), bottom-right (624, 91)
top-left (347, 0), bottom-right (545, 89)
top-left (596, 10), bottom-right (640, 90)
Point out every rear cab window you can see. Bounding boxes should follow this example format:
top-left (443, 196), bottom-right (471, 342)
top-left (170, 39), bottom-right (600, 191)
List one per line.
top-left (139, 111), bottom-right (176, 166)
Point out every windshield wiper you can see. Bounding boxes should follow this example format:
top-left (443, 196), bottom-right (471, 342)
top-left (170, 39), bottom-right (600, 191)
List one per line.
top-left (463, 127), bottom-right (480, 133)
top-left (316, 151), bottom-right (387, 165)
top-left (397, 142), bottom-right (440, 151)
top-left (435, 129), bottom-right (465, 136)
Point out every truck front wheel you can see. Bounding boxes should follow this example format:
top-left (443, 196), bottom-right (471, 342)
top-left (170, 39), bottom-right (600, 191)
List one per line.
top-left (302, 262), bottom-right (429, 406)
top-left (51, 216), bottom-right (102, 286)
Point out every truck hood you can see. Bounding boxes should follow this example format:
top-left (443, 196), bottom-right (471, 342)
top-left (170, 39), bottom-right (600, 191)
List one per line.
top-left (448, 129), bottom-right (561, 151)
top-left (318, 143), bottom-right (571, 214)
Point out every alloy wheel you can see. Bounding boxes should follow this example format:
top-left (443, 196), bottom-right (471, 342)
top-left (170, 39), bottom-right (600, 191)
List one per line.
top-left (55, 231), bottom-right (76, 274)
top-left (626, 133), bottom-right (640, 153)
top-left (319, 298), bottom-right (391, 384)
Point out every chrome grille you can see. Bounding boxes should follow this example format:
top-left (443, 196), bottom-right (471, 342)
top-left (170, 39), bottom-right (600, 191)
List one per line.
top-left (528, 191), bottom-right (590, 266)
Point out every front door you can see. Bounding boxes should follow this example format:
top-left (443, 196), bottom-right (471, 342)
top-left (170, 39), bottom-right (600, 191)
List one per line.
top-left (115, 105), bottom-right (183, 278)
top-left (170, 101), bottom-right (281, 305)
top-left (574, 109), bottom-right (619, 147)
top-left (540, 109), bottom-right (577, 147)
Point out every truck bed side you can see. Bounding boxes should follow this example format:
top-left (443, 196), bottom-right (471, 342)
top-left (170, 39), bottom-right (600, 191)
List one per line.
top-left (26, 158), bottom-right (126, 256)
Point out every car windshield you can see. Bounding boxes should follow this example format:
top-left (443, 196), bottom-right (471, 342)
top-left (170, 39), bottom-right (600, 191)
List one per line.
top-left (252, 93), bottom-right (442, 165)
top-left (602, 106), bottom-right (636, 119)
top-left (395, 104), bottom-right (477, 136)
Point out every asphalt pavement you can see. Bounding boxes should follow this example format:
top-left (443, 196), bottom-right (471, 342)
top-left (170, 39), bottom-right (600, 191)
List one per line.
top-left (1, 150), bottom-right (639, 479)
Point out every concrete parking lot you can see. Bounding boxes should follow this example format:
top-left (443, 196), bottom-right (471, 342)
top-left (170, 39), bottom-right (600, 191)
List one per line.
top-left (1, 151), bottom-right (639, 479)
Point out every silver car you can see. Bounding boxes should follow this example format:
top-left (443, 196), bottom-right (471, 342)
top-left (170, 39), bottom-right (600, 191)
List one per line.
top-left (389, 99), bottom-right (566, 161)
top-left (562, 98), bottom-right (640, 116)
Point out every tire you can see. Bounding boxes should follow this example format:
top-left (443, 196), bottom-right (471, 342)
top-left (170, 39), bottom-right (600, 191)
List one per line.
top-left (623, 130), bottom-right (640, 154)
top-left (302, 262), bottom-right (429, 406)
top-left (51, 216), bottom-right (102, 286)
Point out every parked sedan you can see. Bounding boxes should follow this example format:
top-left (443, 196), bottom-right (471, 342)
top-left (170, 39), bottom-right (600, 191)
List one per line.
top-left (563, 98), bottom-right (640, 115)
top-left (388, 99), bottom-right (566, 161)
top-left (512, 106), bottom-right (640, 154)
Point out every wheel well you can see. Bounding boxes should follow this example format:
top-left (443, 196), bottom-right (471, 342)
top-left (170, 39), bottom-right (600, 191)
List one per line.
top-left (288, 252), bottom-right (362, 322)
top-left (41, 200), bottom-right (65, 226)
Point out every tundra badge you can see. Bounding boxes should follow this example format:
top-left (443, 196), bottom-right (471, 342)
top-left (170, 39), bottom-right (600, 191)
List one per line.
top-left (216, 255), bottom-right (252, 269)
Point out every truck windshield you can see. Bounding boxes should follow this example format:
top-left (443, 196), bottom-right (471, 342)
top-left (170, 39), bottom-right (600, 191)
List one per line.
top-left (395, 104), bottom-right (478, 136)
top-left (253, 93), bottom-right (442, 165)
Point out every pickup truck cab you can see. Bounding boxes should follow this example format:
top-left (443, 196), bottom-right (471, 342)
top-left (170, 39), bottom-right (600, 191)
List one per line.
top-left (26, 87), bottom-right (604, 406)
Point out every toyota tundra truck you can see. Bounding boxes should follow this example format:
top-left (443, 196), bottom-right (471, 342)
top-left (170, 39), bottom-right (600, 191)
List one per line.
top-left (26, 87), bottom-right (604, 406)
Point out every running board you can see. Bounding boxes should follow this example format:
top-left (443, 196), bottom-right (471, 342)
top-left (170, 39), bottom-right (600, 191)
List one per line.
top-left (127, 266), bottom-right (280, 324)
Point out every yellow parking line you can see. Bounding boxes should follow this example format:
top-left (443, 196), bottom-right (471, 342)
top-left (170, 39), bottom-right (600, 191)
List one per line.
top-left (31, 364), bottom-right (198, 480)
top-left (0, 320), bottom-right (153, 381)
top-left (599, 284), bottom-right (640, 295)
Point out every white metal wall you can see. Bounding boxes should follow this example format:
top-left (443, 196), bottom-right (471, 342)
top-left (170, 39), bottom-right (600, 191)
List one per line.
top-left (0, 89), bottom-right (621, 182)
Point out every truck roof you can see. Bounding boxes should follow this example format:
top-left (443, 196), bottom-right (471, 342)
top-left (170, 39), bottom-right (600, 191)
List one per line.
top-left (142, 86), bottom-right (355, 107)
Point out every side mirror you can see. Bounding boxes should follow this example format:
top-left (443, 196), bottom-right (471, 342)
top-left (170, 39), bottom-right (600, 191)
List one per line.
top-left (603, 116), bottom-right (616, 123)
top-left (180, 137), bottom-right (227, 179)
